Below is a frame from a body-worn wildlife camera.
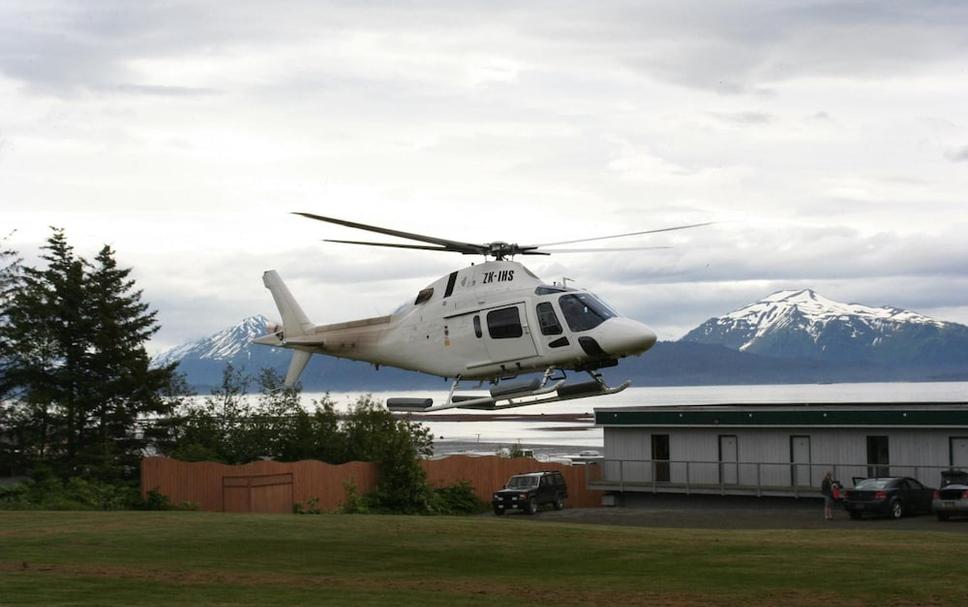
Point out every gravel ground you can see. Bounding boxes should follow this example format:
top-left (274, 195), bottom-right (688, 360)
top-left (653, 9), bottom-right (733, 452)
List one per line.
top-left (498, 494), bottom-right (968, 532)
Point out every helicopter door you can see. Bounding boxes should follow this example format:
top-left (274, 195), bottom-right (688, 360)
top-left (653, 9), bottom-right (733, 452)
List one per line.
top-left (483, 304), bottom-right (538, 364)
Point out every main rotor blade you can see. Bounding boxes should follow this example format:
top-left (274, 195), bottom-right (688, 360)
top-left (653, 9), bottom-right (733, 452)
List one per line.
top-left (294, 212), bottom-right (485, 255)
top-left (323, 239), bottom-right (459, 252)
top-left (540, 246), bottom-right (673, 253)
top-left (531, 222), bottom-right (714, 248)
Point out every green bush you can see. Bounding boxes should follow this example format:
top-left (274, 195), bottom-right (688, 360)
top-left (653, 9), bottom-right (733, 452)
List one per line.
top-left (0, 476), bottom-right (141, 511)
top-left (139, 488), bottom-right (173, 511)
top-left (430, 481), bottom-right (488, 515)
top-left (293, 496), bottom-right (321, 515)
top-left (339, 479), bottom-right (370, 514)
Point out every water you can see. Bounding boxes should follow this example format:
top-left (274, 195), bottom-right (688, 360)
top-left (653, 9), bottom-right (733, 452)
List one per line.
top-left (307, 382), bottom-right (968, 455)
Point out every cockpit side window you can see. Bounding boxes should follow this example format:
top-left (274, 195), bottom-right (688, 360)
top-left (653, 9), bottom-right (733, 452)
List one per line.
top-left (414, 287), bottom-right (434, 305)
top-left (558, 293), bottom-right (615, 332)
top-left (536, 302), bottom-right (563, 336)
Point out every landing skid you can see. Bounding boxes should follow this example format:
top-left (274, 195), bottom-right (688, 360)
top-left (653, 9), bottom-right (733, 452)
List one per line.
top-left (386, 369), bottom-right (631, 413)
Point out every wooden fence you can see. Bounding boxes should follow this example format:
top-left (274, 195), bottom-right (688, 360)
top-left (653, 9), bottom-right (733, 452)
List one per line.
top-left (141, 456), bottom-right (602, 513)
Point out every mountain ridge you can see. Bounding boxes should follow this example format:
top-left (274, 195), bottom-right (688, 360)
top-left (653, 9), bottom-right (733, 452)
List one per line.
top-left (154, 290), bottom-right (968, 391)
top-left (682, 288), bottom-right (968, 368)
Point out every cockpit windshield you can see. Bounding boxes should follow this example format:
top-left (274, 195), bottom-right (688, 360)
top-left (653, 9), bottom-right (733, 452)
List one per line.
top-left (558, 293), bottom-right (616, 332)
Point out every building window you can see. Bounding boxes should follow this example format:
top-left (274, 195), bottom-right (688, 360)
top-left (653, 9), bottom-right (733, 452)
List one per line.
top-left (867, 436), bottom-right (890, 478)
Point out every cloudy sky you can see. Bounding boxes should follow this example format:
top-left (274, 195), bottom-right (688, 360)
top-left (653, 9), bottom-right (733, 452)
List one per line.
top-left (2, 0), bottom-right (967, 353)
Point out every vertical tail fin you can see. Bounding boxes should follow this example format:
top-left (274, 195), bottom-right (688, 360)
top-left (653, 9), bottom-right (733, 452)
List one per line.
top-left (262, 270), bottom-right (314, 386)
top-left (262, 270), bottom-right (313, 337)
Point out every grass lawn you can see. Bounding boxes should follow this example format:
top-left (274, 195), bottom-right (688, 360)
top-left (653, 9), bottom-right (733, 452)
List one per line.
top-left (1, 511), bottom-right (967, 606)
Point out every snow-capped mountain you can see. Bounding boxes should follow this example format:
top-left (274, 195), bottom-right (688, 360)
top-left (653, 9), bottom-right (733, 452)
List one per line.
top-left (153, 315), bottom-right (275, 368)
top-left (152, 315), bottom-right (441, 392)
top-left (682, 289), bottom-right (968, 368)
top-left (155, 291), bottom-right (968, 393)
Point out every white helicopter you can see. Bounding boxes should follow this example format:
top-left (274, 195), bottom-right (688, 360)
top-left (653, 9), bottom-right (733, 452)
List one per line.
top-left (254, 212), bottom-right (709, 412)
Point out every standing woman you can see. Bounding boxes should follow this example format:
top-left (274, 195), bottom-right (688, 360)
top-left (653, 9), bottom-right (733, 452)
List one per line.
top-left (821, 471), bottom-right (834, 520)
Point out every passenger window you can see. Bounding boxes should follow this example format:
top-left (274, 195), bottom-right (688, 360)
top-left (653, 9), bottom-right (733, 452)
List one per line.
top-left (473, 315), bottom-right (482, 338)
top-left (487, 307), bottom-right (523, 339)
top-left (536, 302), bottom-right (563, 336)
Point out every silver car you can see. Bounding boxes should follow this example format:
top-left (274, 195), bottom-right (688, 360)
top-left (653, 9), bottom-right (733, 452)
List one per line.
top-left (933, 483), bottom-right (968, 521)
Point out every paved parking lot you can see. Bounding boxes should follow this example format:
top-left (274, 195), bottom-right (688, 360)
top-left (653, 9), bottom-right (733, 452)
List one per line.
top-left (514, 494), bottom-right (968, 531)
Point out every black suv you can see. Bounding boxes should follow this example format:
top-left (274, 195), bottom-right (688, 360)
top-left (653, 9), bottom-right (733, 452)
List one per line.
top-left (492, 471), bottom-right (567, 515)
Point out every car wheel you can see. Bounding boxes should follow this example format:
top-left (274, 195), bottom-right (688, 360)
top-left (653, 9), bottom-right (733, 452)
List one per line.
top-left (493, 507), bottom-right (504, 516)
top-left (849, 511), bottom-right (862, 520)
top-left (937, 512), bottom-right (950, 521)
top-left (890, 499), bottom-right (903, 519)
top-left (526, 498), bottom-right (538, 515)
top-left (553, 496), bottom-right (565, 511)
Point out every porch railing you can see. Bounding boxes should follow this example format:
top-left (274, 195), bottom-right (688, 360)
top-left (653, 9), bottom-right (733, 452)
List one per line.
top-left (585, 459), bottom-right (962, 497)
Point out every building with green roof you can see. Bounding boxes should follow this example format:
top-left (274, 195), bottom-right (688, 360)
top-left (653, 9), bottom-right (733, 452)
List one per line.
top-left (591, 403), bottom-right (968, 498)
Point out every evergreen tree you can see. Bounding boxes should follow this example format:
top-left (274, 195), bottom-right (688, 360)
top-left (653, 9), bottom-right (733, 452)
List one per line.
top-left (0, 229), bottom-right (87, 470)
top-left (80, 245), bottom-right (175, 478)
top-left (1, 229), bottom-right (175, 478)
top-left (0, 233), bottom-right (23, 473)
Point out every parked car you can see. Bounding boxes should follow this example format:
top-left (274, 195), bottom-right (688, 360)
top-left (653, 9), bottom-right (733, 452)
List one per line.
top-left (933, 479), bottom-right (968, 521)
top-left (492, 471), bottom-right (567, 515)
top-left (844, 477), bottom-right (934, 519)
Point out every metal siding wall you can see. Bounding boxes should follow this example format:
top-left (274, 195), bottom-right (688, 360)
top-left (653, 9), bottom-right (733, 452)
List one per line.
top-left (598, 425), bottom-right (966, 490)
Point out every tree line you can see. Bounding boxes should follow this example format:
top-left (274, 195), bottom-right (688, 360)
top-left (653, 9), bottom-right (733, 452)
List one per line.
top-left (0, 230), bottom-right (456, 513)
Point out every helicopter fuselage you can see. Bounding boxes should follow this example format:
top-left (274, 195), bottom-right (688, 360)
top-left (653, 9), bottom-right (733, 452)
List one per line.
top-left (256, 260), bottom-right (657, 383)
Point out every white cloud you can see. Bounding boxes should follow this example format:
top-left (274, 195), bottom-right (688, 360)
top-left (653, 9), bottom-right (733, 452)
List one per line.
top-left (2, 1), bottom-right (968, 350)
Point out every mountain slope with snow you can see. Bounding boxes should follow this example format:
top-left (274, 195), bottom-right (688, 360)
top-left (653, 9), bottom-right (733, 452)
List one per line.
top-left (152, 315), bottom-right (441, 392)
top-left (153, 315), bottom-right (274, 368)
top-left (155, 291), bottom-right (968, 393)
top-left (682, 289), bottom-right (968, 368)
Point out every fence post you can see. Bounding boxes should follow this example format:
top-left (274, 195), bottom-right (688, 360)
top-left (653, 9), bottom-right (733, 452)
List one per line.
top-left (756, 463), bottom-right (761, 498)
top-left (652, 460), bottom-right (656, 494)
top-left (686, 461), bottom-right (690, 495)
top-left (619, 460), bottom-right (624, 493)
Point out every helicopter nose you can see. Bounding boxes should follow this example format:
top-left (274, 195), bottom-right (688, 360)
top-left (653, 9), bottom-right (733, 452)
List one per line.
top-left (595, 318), bottom-right (658, 357)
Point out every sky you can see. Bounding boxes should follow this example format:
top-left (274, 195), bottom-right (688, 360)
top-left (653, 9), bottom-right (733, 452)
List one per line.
top-left (1, 0), bottom-right (967, 354)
